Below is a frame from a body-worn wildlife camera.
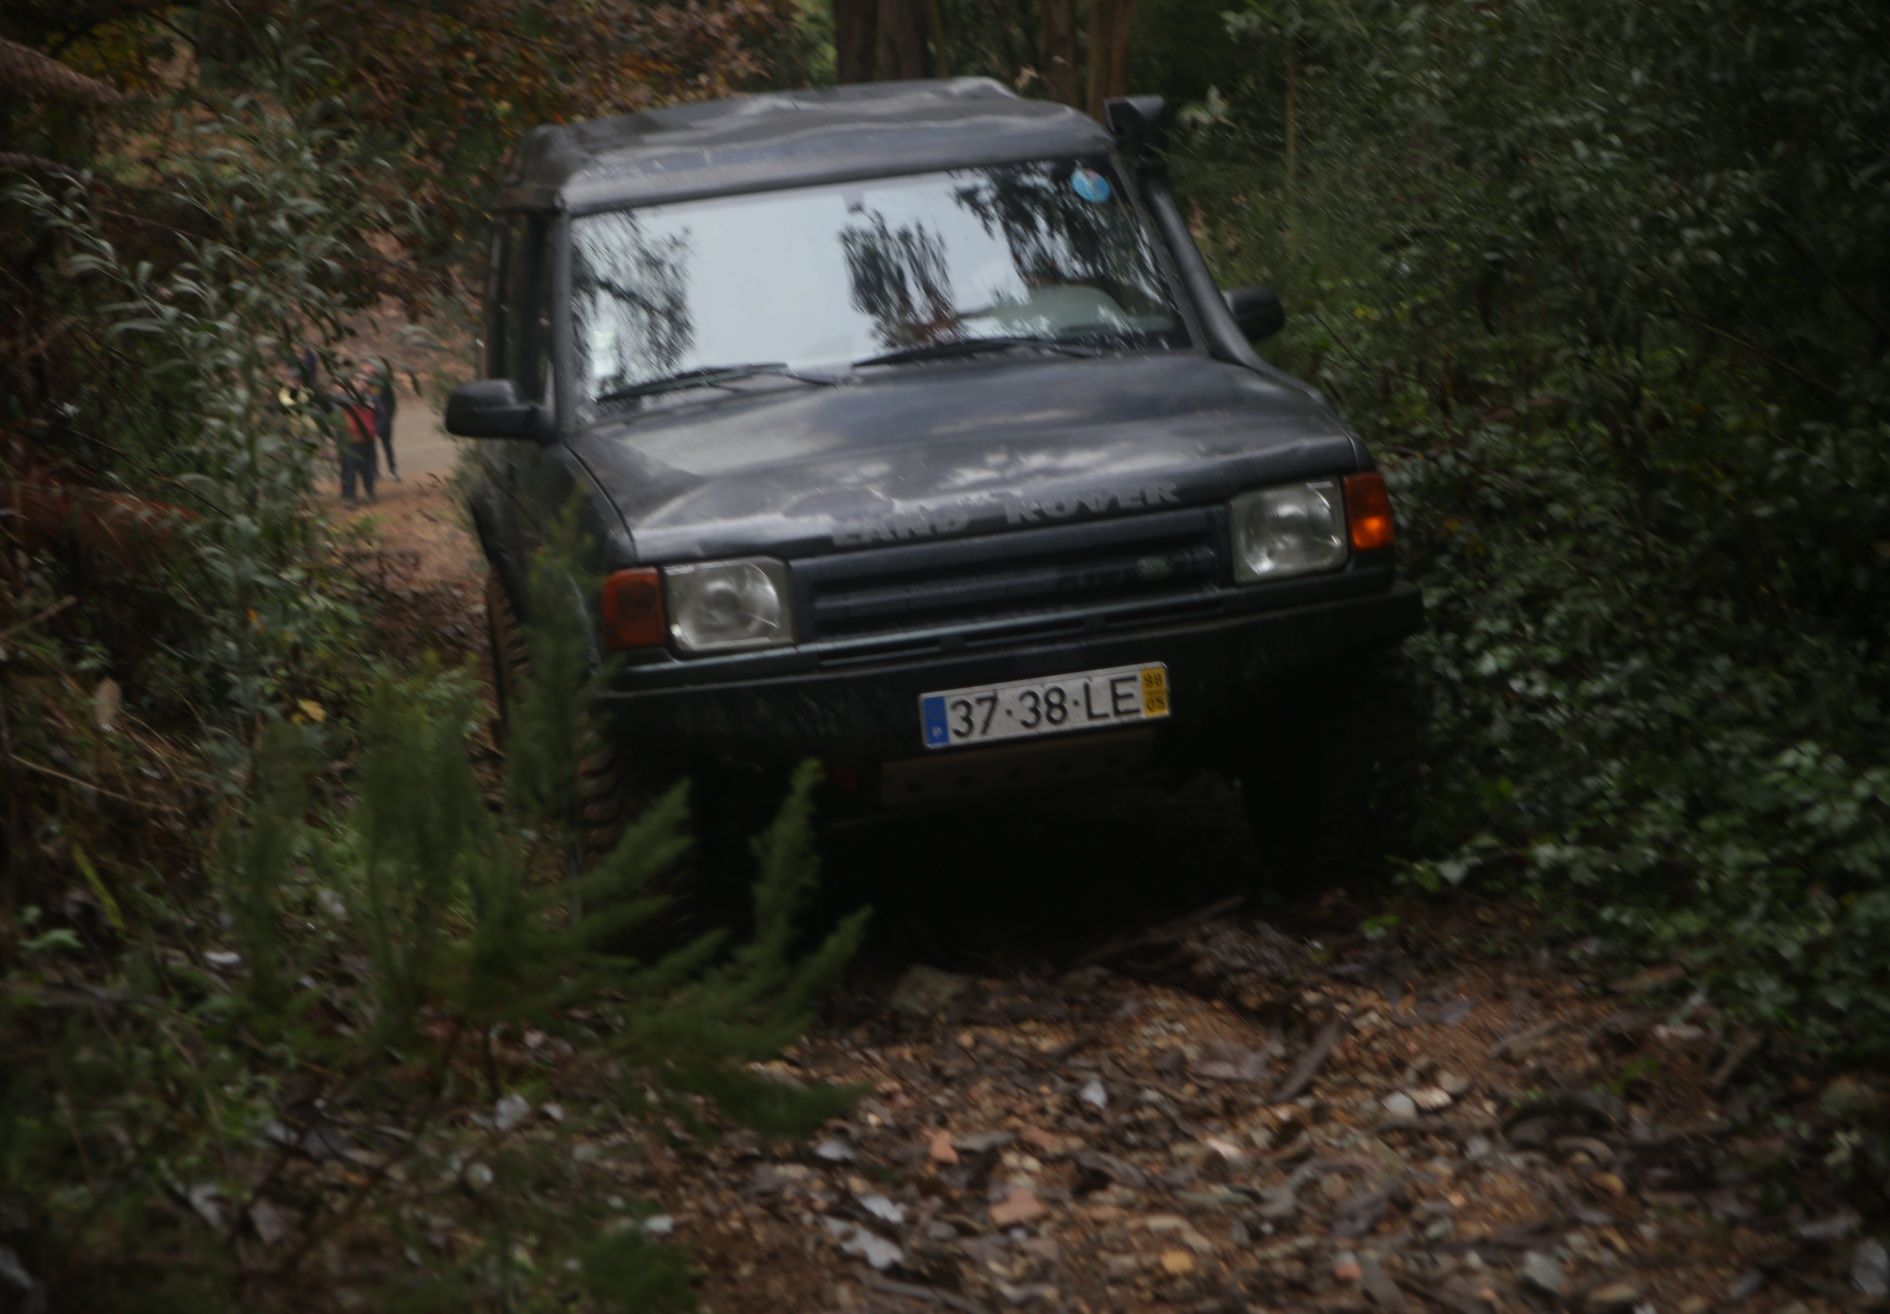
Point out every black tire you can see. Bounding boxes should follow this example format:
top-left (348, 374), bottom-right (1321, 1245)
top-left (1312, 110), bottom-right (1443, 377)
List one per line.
top-left (485, 568), bottom-right (531, 742)
top-left (574, 700), bottom-right (664, 869)
top-left (485, 567), bottom-right (735, 939)
top-left (577, 712), bottom-right (763, 942)
top-left (1238, 651), bottom-right (1421, 891)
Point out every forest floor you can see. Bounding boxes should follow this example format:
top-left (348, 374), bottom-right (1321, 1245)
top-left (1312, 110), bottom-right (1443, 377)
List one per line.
top-left (337, 431), bottom-right (1883, 1314)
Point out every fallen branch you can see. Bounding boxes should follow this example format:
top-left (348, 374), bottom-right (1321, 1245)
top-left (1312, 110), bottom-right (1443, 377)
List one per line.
top-left (9, 755), bottom-right (152, 809)
top-left (1710, 1031), bottom-right (1763, 1092)
top-left (0, 594), bottom-right (76, 644)
top-left (1272, 1008), bottom-right (1349, 1102)
top-left (1070, 895), bottom-right (1242, 969)
top-left (861, 1271), bottom-right (993, 1314)
top-left (1487, 1016), bottom-right (1563, 1059)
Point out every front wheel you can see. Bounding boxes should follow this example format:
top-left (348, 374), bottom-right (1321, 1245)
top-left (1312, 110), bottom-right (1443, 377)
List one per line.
top-left (484, 567), bottom-right (734, 939)
top-left (1237, 652), bottom-right (1420, 891)
top-left (576, 706), bottom-right (765, 942)
top-left (485, 568), bottom-right (529, 742)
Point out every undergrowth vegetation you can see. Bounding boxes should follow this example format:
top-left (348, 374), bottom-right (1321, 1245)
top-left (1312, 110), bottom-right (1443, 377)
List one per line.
top-left (1170, 0), bottom-right (1890, 1056)
top-left (6, 0), bottom-right (1890, 1303)
top-left (2, 19), bottom-right (861, 1312)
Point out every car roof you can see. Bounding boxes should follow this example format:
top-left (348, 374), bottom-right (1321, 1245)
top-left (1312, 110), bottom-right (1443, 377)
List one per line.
top-left (493, 78), bottom-right (1116, 215)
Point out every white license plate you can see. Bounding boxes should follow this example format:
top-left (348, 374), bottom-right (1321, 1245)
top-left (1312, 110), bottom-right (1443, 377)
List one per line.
top-left (919, 663), bottom-right (1170, 750)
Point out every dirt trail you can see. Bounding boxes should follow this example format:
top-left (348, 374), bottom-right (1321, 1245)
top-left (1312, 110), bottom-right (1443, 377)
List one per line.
top-left (360, 451), bottom-right (1872, 1314)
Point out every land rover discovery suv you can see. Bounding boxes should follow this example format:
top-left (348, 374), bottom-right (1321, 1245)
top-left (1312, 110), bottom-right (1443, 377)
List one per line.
top-left (448, 78), bottom-right (1423, 874)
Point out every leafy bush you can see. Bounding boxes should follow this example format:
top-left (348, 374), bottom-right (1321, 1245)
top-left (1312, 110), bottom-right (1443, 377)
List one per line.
top-left (7, 43), bottom-right (377, 730)
top-left (7, 538), bottom-right (865, 1313)
top-left (1169, 0), bottom-right (1890, 1056)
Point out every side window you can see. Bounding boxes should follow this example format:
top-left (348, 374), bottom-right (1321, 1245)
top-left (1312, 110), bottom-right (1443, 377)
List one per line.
top-left (482, 220), bottom-right (509, 377)
top-left (502, 214), bottom-right (533, 385)
top-left (531, 220), bottom-right (556, 406)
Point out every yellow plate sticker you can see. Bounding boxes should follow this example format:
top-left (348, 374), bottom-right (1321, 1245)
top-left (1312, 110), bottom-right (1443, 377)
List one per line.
top-left (1140, 665), bottom-right (1170, 717)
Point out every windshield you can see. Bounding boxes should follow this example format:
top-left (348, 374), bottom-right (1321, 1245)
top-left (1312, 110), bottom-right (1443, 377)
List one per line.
top-left (570, 159), bottom-right (1187, 408)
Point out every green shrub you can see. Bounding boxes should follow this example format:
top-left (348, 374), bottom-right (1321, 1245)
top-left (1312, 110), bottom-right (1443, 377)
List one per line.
top-left (1171, 0), bottom-right (1890, 1056)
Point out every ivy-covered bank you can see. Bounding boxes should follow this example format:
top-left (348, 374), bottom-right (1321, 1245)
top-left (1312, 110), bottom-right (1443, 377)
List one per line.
top-left (1166, 0), bottom-right (1890, 1055)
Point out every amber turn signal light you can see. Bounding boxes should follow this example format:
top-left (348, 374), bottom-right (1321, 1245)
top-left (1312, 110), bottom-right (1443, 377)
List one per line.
top-left (601, 568), bottom-right (666, 650)
top-left (1343, 472), bottom-right (1396, 552)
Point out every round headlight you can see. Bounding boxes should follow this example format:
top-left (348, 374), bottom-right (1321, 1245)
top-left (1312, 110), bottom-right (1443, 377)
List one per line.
top-left (664, 558), bottom-right (793, 654)
top-left (1230, 480), bottom-right (1348, 582)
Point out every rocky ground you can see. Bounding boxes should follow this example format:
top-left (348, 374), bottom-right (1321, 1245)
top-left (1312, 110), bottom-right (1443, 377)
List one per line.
top-left (349, 461), bottom-right (1887, 1314)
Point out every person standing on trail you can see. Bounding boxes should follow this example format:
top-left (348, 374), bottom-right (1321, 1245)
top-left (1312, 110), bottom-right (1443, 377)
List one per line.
top-left (335, 363), bottom-right (379, 504)
top-left (371, 355), bottom-right (399, 480)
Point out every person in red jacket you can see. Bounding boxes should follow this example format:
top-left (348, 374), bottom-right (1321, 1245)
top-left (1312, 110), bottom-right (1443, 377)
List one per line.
top-left (335, 363), bottom-right (379, 503)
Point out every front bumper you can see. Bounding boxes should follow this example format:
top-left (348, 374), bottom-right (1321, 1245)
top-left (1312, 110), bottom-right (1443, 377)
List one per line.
top-left (598, 582), bottom-right (1422, 767)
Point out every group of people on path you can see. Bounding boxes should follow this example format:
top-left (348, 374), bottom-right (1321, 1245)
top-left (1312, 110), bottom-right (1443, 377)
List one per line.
top-left (287, 348), bottom-right (399, 503)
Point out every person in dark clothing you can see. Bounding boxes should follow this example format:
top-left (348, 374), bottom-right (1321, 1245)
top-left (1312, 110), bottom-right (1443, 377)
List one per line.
top-left (371, 355), bottom-right (398, 479)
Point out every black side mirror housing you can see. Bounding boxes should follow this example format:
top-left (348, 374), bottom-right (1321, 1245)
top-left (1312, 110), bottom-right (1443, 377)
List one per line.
top-left (1224, 286), bottom-right (1285, 342)
top-left (1104, 95), bottom-right (1168, 155)
top-left (445, 378), bottom-right (544, 440)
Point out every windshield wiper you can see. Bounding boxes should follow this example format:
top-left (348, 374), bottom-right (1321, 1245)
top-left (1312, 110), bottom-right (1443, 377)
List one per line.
top-left (852, 336), bottom-right (1101, 367)
top-left (595, 362), bottom-right (837, 405)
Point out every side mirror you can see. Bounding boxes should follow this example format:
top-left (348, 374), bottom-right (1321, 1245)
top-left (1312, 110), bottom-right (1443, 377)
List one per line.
top-left (444, 378), bottom-right (544, 440)
top-left (1224, 286), bottom-right (1285, 342)
top-left (1104, 94), bottom-right (1168, 154)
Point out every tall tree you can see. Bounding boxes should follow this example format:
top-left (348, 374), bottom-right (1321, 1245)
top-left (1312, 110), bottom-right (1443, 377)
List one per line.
top-left (1085, 0), bottom-right (1133, 118)
top-left (834, 0), bottom-right (877, 82)
top-left (1036, 0), bottom-right (1079, 106)
top-left (835, 0), bottom-right (930, 82)
top-left (876, 0), bottom-right (929, 79)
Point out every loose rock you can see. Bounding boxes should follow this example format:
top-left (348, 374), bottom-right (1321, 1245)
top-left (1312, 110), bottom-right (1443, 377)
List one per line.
top-left (1521, 1251), bottom-right (1566, 1298)
top-left (857, 1193), bottom-right (905, 1225)
top-left (823, 1218), bottom-right (903, 1271)
top-left (815, 1137), bottom-right (857, 1163)
top-left (1586, 1280), bottom-right (1644, 1311)
top-left (990, 1185), bottom-right (1046, 1226)
top-left (889, 965), bottom-right (972, 1018)
top-left (492, 1092), bottom-right (531, 1132)
top-left (1360, 1255), bottom-right (1406, 1312)
top-left (1854, 1239), bottom-right (1889, 1299)
top-left (1796, 1212), bottom-right (1860, 1243)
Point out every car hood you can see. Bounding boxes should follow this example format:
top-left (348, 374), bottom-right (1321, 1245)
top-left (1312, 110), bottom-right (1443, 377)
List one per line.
top-left (570, 353), bottom-right (1363, 562)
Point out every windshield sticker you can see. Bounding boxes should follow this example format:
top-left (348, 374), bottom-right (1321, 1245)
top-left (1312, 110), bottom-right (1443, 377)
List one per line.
top-left (587, 324), bottom-right (618, 382)
top-left (1071, 167), bottom-right (1112, 203)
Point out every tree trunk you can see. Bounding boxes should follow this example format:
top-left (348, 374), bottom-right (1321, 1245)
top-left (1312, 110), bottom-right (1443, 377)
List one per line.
top-left (926, 0), bottom-right (951, 78)
top-left (834, 0), bottom-right (878, 83)
top-left (1037, 0), bottom-right (1079, 107)
top-left (875, 0), bottom-right (929, 81)
top-left (1084, 0), bottom-right (1134, 120)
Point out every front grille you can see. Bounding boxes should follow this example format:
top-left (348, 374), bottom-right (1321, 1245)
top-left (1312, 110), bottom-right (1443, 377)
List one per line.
top-left (794, 507), bottom-right (1223, 642)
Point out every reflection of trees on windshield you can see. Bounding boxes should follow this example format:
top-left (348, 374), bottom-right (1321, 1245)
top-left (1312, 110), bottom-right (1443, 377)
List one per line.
top-left (951, 163), bottom-right (1163, 319)
top-left (839, 213), bottom-right (956, 349)
top-left (572, 212), bottom-right (695, 391)
top-left (570, 161), bottom-right (1182, 397)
